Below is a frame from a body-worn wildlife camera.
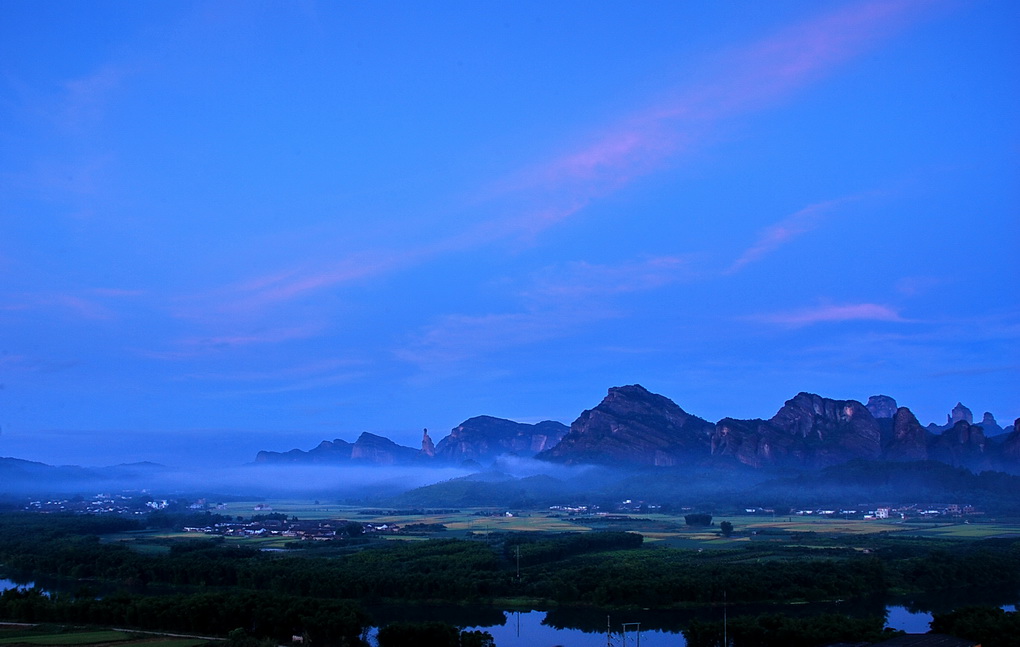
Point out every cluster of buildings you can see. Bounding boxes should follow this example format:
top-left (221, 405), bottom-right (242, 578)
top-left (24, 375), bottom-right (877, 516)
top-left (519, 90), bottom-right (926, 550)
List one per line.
top-left (24, 493), bottom-right (152, 515)
top-left (743, 503), bottom-right (979, 520)
top-left (181, 518), bottom-right (400, 540)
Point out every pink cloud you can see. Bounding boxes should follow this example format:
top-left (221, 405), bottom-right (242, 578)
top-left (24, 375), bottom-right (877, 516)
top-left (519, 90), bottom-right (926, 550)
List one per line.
top-left (192, 250), bottom-right (412, 317)
top-left (4, 293), bottom-right (116, 321)
top-left (138, 324), bottom-right (324, 361)
top-left (180, 358), bottom-right (362, 383)
top-left (752, 303), bottom-right (907, 327)
top-left (61, 63), bottom-right (132, 131)
top-left (895, 275), bottom-right (944, 297)
top-left (89, 287), bottom-right (145, 298)
top-left (396, 309), bottom-right (605, 367)
top-left (486, 0), bottom-right (931, 240)
top-left (52, 295), bottom-right (115, 321)
top-left (726, 198), bottom-right (851, 274)
top-left (180, 324), bottom-right (322, 350)
top-left (529, 256), bottom-right (696, 299)
top-left (191, 0), bottom-right (937, 318)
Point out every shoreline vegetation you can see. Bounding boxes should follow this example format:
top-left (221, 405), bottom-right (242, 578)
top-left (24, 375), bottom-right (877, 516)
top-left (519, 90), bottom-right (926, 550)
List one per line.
top-left (0, 509), bottom-right (1019, 646)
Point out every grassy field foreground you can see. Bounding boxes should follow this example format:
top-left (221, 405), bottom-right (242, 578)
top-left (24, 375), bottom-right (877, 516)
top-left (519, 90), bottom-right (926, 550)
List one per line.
top-left (0, 626), bottom-right (213, 647)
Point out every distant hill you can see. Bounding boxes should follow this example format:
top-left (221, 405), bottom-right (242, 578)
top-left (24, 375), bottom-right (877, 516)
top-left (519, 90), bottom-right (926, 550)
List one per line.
top-left (257, 417), bottom-right (567, 467)
top-left (434, 416), bottom-right (567, 464)
top-left (253, 384), bottom-right (1020, 475)
top-left (0, 457), bottom-right (169, 495)
top-left (391, 472), bottom-right (575, 508)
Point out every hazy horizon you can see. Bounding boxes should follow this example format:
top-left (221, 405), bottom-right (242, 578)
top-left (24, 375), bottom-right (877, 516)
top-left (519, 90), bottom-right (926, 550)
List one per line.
top-left (2, 1), bottom-right (1017, 467)
top-left (2, 385), bottom-right (1014, 469)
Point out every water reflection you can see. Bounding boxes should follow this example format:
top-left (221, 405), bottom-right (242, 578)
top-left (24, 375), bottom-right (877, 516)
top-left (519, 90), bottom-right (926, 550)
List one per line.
top-left (542, 596), bottom-right (890, 634)
top-left (0, 577), bottom-right (35, 592)
top-left (368, 584), bottom-right (1020, 647)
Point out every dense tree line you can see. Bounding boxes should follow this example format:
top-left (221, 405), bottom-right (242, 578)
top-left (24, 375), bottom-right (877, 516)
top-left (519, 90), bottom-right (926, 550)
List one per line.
top-left (516, 547), bottom-right (888, 606)
top-left (376, 622), bottom-right (493, 647)
top-left (683, 613), bottom-right (897, 647)
top-left (930, 606), bottom-right (1020, 647)
top-left (502, 530), bottom-right (642, 566)
top-left (2, 511), bottom-right (1020, 639)
top-left (0, 587), bottom-right (367, 645)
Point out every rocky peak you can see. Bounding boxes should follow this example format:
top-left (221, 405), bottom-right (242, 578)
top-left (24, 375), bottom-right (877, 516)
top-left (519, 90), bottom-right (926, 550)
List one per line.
top-left (350, 432), bottom-right (420, 465)
top-left (977, 412), bottom-right (1005, 436)
top-left (949, 402), bottom-right (973, 425)
top-left (930, 420), bottom-right (989, 471)
top-left (866, 395), bottom-right (898, 419)
top-left (538, 384), bottom-right (714, 466)
top-left (421, 428), bottom-right (436, 457)
top-left (1002, 418), bottom-right (1020, 462)
top-left (255, 438), bottom-right (353, 464)
top-left (767, 392), bottom-right (881, 466)
top-left (883, 407), bottom-right (929, 461)
top-left (432, 416), bottom-right (568, 464)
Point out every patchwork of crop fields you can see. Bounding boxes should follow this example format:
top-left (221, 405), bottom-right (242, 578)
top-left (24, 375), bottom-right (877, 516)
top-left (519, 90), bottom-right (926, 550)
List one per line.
top-left (109, 501), bottom-right (1020, 552)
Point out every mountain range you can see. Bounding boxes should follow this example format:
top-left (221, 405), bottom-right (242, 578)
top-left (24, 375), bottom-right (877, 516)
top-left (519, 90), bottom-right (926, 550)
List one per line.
top-left (257, 385), bottom-right (1020, 473)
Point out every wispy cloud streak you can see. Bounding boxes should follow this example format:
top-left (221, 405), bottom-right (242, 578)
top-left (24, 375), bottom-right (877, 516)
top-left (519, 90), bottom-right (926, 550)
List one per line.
top-left (2, 292), bottom-right (117, 321)
top-left (726, 198), bottom-right (850, 274)
top-left (528, 256), bottom-right (696, 299)
top-left (138, 324), bottom-right (323, 361)
top-left (395, 310), bottom-right (590, 366)
top-left (192, 0), bottom-right (934, 319)
top-left (750, 303), bottom-right (907, 327)
top-left (398, 255), bottom-right (693, 367)
top-left (488, 0), bottom-right (929, 230)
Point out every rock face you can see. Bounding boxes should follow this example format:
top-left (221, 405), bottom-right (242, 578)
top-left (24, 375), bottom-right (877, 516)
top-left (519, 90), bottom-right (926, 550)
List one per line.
top-left (252, 387), bottom-right (1019, 474)
top-left (256, 439), bottom-right (353, 463)
top-left (433, 416), bottom-right (567, 464)
top-left (949, 402), bottom-right (974, 426)
top-left (349, 433), bottom-right (422, 464)
top-left (768, 393), bottom-right (882, 467)
top-left (421, 429), bottom-right (436, 457)
top-left (711, 393), bottom-right (882, 469)
top-left (866, 395), bottom-right (898, 419)
top-left (537, 385), bottom-right (715, 466)
top-left (711, 417), bottom-right (793, 468)
top-left (255, 434), bottom-right (422, 465)
top-left (978, 412), bottom-right (1005, 436)
top-left (1001, 419), bottom-right (1020, 462)
top-left (930, 421), bottom-right (990, 471)
top-left (883, 407), bottom-right (930, 462)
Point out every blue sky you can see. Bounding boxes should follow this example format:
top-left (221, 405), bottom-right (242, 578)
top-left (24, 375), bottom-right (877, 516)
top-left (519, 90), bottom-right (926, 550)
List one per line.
top-left (1, 1), bottom-right (1017, 466)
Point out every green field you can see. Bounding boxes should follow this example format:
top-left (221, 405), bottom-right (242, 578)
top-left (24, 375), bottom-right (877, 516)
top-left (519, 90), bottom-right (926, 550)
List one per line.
top-left (0, 629), bottom-right (213, 646)
top-left (110, 500), bottom-right (1020, 552)
top-left (210, 500), bottom-right (352, 520)
top-left (0, 630), bottom-right (130, 645)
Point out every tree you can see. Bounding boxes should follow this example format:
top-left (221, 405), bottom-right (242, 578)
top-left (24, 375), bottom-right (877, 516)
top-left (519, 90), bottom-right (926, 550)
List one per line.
top-left (684, 513), bottom-right (713, 526)
top-left (342, 521), bottom-right (364, 537)
top-left (720, 521), bottom-right (734, 537)
top-left (931, 606), bottom-right (1020, 647)
top-left (377, 622), bottom-right (494, 647)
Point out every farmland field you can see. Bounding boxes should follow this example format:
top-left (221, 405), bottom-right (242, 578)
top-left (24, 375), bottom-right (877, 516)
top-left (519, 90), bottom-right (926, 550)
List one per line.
top-left (104, 501), bottom-right (1020, 553)
top-left (0, 628), bottom-right (213, 646)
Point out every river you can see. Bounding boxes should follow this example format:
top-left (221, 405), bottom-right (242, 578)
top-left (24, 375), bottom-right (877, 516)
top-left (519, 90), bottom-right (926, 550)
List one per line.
top-left (365, 585), bottom-right (1020, 647)
top-left (2, 576), bottom-right (1016, 646)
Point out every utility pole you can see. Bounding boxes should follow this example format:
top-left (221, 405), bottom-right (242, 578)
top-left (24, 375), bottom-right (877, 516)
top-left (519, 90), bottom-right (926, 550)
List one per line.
top-left (515, 545), bottom-right (520, 581)
top-left (622, 622), bottom-right (641, 647)
top-left (723, 590), bottom-right (728, 647)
